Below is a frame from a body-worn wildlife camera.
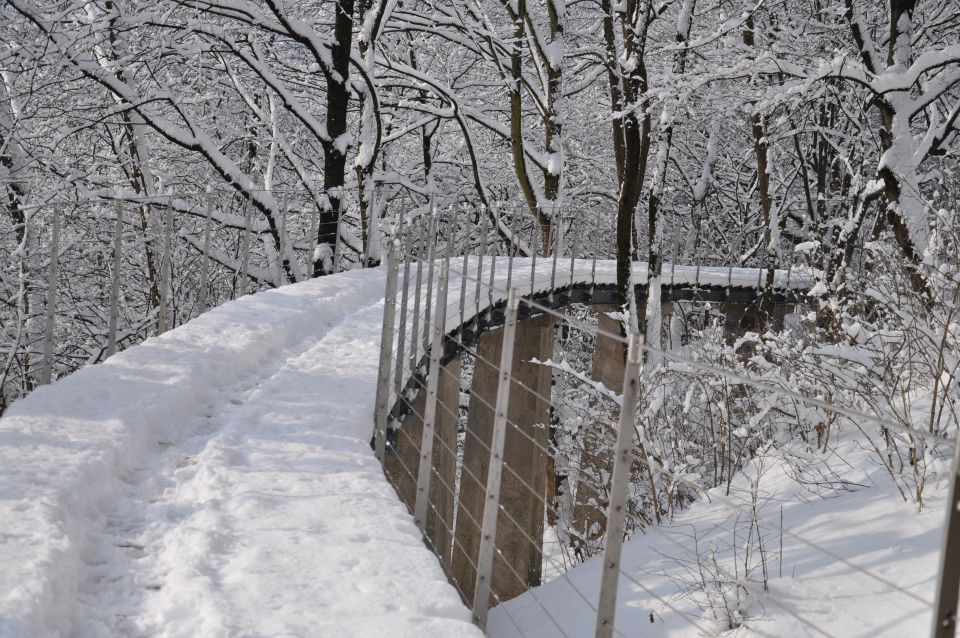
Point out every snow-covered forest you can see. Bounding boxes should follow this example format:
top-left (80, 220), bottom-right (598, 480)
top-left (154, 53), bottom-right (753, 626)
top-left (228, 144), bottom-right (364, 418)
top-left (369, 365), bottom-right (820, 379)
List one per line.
top-left (1, 0), bottom-right (956, 408)
top-left (2, 0), bottom-right (960, 636)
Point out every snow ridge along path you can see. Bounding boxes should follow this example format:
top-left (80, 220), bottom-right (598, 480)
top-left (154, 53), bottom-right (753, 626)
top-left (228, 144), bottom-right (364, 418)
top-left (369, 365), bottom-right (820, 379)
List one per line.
top-left (0, 268), bottom-right (481, 638)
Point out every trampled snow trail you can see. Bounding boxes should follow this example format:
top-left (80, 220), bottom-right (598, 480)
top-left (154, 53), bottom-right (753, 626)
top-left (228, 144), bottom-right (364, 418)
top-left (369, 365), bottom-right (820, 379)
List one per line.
top-left (0, 269), bottom-right (481, 638)
top-left (71, 345), bottom-right (305, 635)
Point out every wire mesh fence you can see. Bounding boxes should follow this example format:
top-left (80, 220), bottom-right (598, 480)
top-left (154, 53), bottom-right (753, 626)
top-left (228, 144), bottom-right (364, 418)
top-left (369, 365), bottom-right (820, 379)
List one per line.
top-left (371, 210), bottom-right (960, 638)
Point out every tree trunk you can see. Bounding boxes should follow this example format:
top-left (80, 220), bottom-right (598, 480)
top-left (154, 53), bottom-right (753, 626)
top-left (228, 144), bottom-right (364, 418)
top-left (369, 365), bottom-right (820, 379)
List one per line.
top-left (316, 0), bottom-right (356, 276)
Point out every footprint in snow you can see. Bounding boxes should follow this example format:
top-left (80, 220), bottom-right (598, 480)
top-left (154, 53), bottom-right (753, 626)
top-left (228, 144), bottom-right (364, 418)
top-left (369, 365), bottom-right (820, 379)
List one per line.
top-left (339, 556), bottom-right (361, 570)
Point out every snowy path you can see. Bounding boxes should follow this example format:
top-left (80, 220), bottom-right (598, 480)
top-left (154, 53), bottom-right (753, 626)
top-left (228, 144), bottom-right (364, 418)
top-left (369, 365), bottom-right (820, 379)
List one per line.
top-left (0, 269), bottom-right (481, 638)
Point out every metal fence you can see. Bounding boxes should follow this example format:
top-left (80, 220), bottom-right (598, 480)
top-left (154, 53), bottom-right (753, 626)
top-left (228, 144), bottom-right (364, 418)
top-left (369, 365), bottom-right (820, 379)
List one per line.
top-left (370, 209), bottom-right (960, 638)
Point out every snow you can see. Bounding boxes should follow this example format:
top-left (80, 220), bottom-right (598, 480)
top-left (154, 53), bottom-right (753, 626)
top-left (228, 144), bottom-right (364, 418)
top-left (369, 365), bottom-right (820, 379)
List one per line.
top-left (808, 280), bottom-right (828, 297)
top-left (392, 256), bottom-right (812, 419)
top-left (676, 0), bottom-right (694, 41)
top-left (0, 268), bottom-right (481, 638)
top-left (487, 439), bottom-right (947, 638)
top-left (692, 121), bottom-right (719, 202)
top-left (544, 38), bottom-right (564, 70)
top-left (386, 256), bottom-right (810, 404)
top-left (437, 257), bottom-right (809, 326)
top-left (0, 258), bottom-right (816, 637)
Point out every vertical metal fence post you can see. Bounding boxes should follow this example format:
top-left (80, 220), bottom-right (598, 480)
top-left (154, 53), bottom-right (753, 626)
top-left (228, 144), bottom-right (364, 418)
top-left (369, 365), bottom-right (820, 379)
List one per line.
top-left (472, 288), bottom-right (521, 628)
top-left (487, 212), bottom-right (497, 317)
top-left (333, 204), bottom-right (344, 273)
top-left (445, 208), bottom-right (456, 262)
top-left (158, 202), bottom-right (173, 334)
top-left (374, 240), bottom-right (401, 463)
top-left (409, 222), bottom-right (425, 374)
top-left (277, 199), bottom-right (287, 286)
top-left (475, 212), bottom-right (488, 330)
top-left (594, 335), bottom-right (643, 638)
top-left (40, 205), bottom-right (61, 385)
top-left (549, 208), bottom-right (560, 298)
top-left (198, 190), bottom-right (213, 314)
top-left (459, 209), bottom-right (469, 336)
top-left (932, 437), bottom-right (960, 638)
top-left (785, 256), bottom-right (794, 294)
top-left (529, 214), bottom-right (539, 297)
top-left (591, 207), bottom-right (602, 291)
top-left (423, 214), bottom-right (438, 359)
top-left (725, 261), bottom-right (734, 302)
top-left (569, 214), bottom-right (580, 289)
top-left (414, 259), bottom-right (449, 532)
top-left (239, 196), bottom-right (252, 297)
top-left (693, 224), bottom-right (704, 301)
top-left (506, 209), bottom-right (518, 293)
top-left (309, 203), bottom-right (319, 278)
top-left (670, 237), bottom-right (678, 287)
top-left (756, 254), bottom-right (764, 291)
top-left (395, 224), bottom-right (412, 403)
top-left (107, 200), bottom-right (123, 357)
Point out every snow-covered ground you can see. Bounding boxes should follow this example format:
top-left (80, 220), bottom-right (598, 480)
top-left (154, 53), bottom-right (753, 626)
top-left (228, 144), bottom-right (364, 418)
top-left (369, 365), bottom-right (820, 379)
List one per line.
top-left (488, 438), bottom-right (948, 638)
top-left (1, 258), bottom-right (945, 638)
top-left (0, 268), bottom-right (481, 638)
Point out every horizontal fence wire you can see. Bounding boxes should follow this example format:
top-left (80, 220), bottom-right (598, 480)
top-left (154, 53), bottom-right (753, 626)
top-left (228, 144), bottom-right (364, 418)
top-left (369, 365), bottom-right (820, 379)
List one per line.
top-left (394, 318), bottom-right (732, 634)
top-left (379, 229), bottom-right (954, 637)
top-left (388, 241), bottom-right (950, 458)
top-left (397, 340), bottom-right (812, 635)
top-left (397, 378), bottom-right (668, 638)
top-left (379, 426), bottom-right (539, 638)
top-left (398, 341), bottom-right (739, 636)
top-left (390, 404), bottom-right (581, 638)
top-left (423, 253), bottom-right (953, 447)
top-left (416, 334), bottom-right (935, 626)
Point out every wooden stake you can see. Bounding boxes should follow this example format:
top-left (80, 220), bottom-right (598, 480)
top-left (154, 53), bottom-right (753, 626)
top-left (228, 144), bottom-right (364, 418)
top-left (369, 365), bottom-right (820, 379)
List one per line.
top-left (239, 196), bottom-right (252, 297)
top-left (39, 205), bottom-right (61, 385)
top-left (197, 190), bottom-right (212, 314)
top-left (107, 200), bottom-right (123, 357)
top-left (157, 201), bottom-right (174, 334)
